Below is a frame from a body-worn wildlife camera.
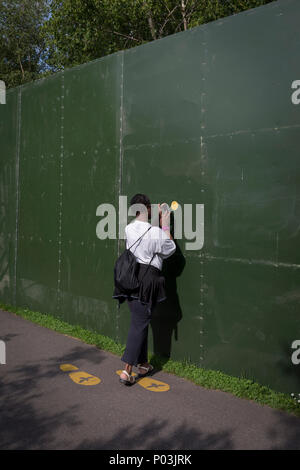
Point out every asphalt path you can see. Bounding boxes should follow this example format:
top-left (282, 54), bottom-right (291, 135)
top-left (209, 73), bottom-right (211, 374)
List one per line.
top-left (1, 308), bottom-right (300, 450)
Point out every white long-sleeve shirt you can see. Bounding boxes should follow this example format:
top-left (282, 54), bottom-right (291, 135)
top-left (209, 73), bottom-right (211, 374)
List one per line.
top-left (125, 219), bottom-right (176, 271)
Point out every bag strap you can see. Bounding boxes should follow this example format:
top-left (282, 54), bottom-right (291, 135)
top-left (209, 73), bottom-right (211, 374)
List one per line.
top-left (127, 225), bottom-right (156, 281)
top-left (139, 252), bottom-right (156, 282)
top-left (127, 225), bottom-right (152, 251)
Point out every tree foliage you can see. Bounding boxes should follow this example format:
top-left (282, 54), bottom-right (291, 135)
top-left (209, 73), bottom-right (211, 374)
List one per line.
top-left (0, 0), bottom-right (50, 88)
top-left (1, 0), bottom-right (277, 88)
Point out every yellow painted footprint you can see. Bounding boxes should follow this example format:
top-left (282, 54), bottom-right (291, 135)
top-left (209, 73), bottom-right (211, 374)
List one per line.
top-left (60, 363), bottom-right (101, 386)
top-left (116, 370), bottom-right (170, 392)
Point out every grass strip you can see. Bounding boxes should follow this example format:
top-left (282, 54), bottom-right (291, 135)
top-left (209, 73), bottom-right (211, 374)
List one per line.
top-left (1, 300), bottom-right (299, 418)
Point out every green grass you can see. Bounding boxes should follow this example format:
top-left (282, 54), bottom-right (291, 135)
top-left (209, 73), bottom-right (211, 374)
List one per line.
top-left (1, 300), bottom-right (300, 418)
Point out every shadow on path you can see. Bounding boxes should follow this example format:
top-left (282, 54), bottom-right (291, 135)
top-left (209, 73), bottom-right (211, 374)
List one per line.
top-left (151, 238), bottom-right (186, 364)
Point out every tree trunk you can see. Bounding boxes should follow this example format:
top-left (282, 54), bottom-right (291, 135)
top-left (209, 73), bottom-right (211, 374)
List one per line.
top-left (143, 1), bottom-right (157, 40)
top-left (18, 55), bottom-right (25, 80)
top-left (147, 12), bottom-right (157, 40)
top-left (181, 0), bottom-right (188, 30)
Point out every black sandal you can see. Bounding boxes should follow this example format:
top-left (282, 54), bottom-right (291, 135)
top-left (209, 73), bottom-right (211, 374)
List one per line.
top-left (137, 364), bottom-right (154, 378)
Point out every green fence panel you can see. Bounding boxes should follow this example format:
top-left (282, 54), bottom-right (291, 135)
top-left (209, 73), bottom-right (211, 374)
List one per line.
top-left (16, 74), bottom-right (62, 316)
top-left (0, 88), bottom-right (19, 307)
top-left (202, 0), bottom-right (300, 392)
top-left (58, 55), bottom-right (122, 337)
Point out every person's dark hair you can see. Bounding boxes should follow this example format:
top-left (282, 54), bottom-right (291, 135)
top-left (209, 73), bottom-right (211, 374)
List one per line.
top-left (130, 193), bottom-right (151, 217)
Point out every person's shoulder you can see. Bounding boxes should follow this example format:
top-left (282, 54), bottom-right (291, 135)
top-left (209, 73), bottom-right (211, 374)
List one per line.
top-left (149, 225), bottom-right (161, 235)
top-left (125, 220), bottom-right (136, 231)
top-left (148, 225), bottom-right (167, 240)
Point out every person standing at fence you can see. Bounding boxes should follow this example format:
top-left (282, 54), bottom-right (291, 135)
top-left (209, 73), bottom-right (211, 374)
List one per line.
top-left (115, 193), bottom-right (176, 385)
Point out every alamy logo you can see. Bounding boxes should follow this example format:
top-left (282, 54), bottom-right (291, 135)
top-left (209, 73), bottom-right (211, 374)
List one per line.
top-left (0, 80), bottom-right (6, 105)
top-left (291, 80), bottom-right (300, 105)
top-left (291, 340), bottom-right (300, 365)
top-left (0, 340), bottom-right (6, 364)
top-left (95, 196), bottom-right (204, 251)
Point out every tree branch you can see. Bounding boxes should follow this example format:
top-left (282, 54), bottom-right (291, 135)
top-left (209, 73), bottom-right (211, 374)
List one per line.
top-left (18, 53), bottom-right (25, 80)
top-left (102, 28), bottom-right (141, 43)
top-left (175, 0), bottom-right (198, 33)
top-left (158, 4), bottom-right (179, 38)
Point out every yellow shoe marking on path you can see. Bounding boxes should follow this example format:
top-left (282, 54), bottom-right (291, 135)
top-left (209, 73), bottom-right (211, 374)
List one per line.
top-left (60, 363), bottom-right (79, 372)
top-left (69, 371), bottom-right (101, 386)
top-left (60, 363), bottom-right (101, 385)
top-left (137, 376), bottom-right (170, 392)
top-left (116, 370), bottom-right (170, 391)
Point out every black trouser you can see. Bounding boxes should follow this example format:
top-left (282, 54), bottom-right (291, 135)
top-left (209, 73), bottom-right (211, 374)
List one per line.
top-left (121, 298), bottom-right (152, 367)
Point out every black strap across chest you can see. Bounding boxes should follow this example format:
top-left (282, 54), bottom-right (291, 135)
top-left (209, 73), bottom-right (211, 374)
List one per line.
top-left (127, 225), bottom-right (156, 277)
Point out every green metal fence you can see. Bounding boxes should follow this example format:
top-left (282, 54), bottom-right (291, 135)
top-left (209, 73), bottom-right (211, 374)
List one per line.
top-left (1, 0), bottom-right (300, 394)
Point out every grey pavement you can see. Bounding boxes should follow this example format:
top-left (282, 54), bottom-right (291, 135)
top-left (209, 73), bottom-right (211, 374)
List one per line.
top-left (1, 308), bottom-right (300, 450)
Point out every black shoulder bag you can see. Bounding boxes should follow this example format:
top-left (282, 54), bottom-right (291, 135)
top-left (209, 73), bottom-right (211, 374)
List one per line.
top-left (113, 226), bottom-right (155, 297)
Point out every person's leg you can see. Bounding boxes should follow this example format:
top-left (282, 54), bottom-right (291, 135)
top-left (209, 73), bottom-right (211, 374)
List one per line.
top-left (137, 302), bottom-right (156, 371)
top-left (134, 323), bottom-right (152, 375)
top-left (120, 299), bottom-right (151, 381)
top-left (137, 324), bottom-right (148, 365)
top-left (130, 304), bottom-right (154, 377)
